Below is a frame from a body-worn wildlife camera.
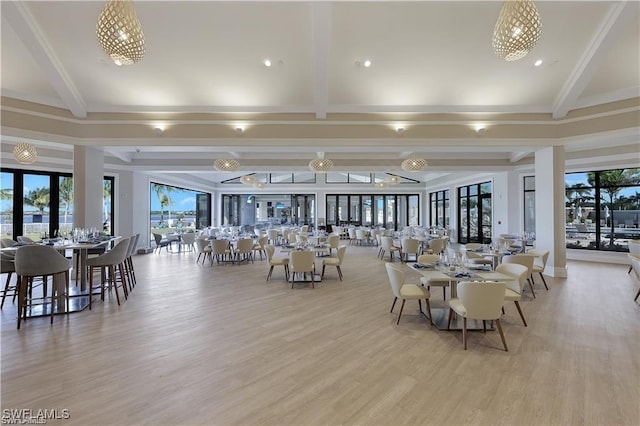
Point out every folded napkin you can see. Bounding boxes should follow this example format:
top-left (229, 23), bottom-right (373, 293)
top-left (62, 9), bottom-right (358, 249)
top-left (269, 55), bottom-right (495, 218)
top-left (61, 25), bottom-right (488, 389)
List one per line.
top-left (454, 272), bottom-right (472, 278)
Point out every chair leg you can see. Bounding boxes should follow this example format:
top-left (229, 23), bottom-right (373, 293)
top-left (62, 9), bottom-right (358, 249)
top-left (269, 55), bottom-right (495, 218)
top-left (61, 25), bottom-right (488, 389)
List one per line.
top-left (266, 265), bottom-right (274, 281)
top-left (396, 299), bottom-right (406, 325)
top-left (527, 278), bottom-right (536, 299)
top-left (539, 272), bottom-right (549, 290)
top-left (1, 272), bottom-right (13, 309)
top-left (447, 308), bottom-right (453, 330)
top-left (495, 318), bottom-right (508, 351)
top-left (390, 296), bottom-right (397, 313)
top-left (462, 317), bottom-right (467, 350)
top-left (634, 287), bottom-right (640, 302)
top-left (513, 301), bottom-right (527, 326)
top-left (337, 265), bottom-right (342, 281)
top-left (425, 298), bottom-right (433, 326)
top-left (418, 299), bottom-right (423, 314)
top-left (321, 265), bottom-right (326, 279)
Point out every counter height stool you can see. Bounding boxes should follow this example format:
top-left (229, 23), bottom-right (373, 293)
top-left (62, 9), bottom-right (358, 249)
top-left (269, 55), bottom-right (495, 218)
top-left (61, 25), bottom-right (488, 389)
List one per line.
top-left (86, 237), bottom-right (131, 309)
top-left (14, 245), bottom-right (71, 329)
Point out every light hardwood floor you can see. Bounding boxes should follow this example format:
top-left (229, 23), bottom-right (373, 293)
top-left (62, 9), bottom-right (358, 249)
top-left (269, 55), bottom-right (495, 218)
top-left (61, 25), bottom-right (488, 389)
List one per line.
top-left (1, 244), bottom-right (639, 425)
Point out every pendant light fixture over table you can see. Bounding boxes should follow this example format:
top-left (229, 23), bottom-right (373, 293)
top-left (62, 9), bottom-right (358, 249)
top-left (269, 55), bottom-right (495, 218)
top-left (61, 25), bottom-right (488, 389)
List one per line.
top-left (97, 0), bottom-right (145, 66)
top-left (13, 142), bottom-right (37, 164)
top-left (214, 159), bottom-right (240, 172)
top-left (492, 0), bottom-right (542, 61)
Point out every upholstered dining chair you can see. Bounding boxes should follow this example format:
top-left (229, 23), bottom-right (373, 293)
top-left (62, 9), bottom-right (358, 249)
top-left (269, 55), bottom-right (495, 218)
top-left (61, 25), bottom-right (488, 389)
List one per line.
top-left (417, 254), bottom-right (450, 300)
top-left (234, 238), bottom-right (254, 263)
top-left (464, 243), bottom-right (493, 268)
top-left (385, 262), bottom-right (432, 326)
top-left (252, 235), bottom-right (268, 261)
top-left (426, 237), bottom-right (446, 255)
top-left (348, 228), bottom-right (358, 244)
top-left (447, 281), bottom-right (508, 351)
top-left (211, 239), bottom-right (232, 264)
top-left (526, 249), bottom-right (550, 290)
top-left (321, 245), bottom-right (347, 281)
top-left (16, 236), bottom-right (35, 244)
top-left (400, 238), bottom-right (421, 262)
top-left (86, 237), bottom-right (131, 309)
top-left (325, 234), bottom-right (340, 256)
top-left (14, 244), bottom-right (71, 329)
top-left (379, 236), bottom-right (401, 261)
top-left (180, 232), bottom-right (196, 253)
top-left (152, 233), bottom-right (171, 253)
top-left (195, 238), bottom-right (212, 264)
top-left (496, 263), bottom-right (529, 326)
top-left (265, 245), bottom-right (289, 281)
top-left (502, 254), bottom-right (536, 298)
top-left (289, 250), bottom-right (316, 289)
top-left (267, 229), bottom-right (280, 246)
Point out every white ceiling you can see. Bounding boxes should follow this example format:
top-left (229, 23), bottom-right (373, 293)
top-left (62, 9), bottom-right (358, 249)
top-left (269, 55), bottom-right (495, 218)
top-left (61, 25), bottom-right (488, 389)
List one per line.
top-left (1, 0), bottom-right (639, 187)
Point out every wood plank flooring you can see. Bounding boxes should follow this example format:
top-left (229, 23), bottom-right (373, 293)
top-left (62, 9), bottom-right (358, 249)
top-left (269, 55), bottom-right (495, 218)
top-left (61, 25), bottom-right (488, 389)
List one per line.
top-left (1, 244), bottom-right (639, 425)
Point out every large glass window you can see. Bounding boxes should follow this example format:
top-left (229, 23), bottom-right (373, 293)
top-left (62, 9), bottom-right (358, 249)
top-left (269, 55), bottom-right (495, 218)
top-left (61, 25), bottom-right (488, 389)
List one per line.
top-left (565, 168), bottom-right (640, 252)
top-left (457, 182), bottom-right (492, 244)
top-left (523, 176), bottom-right (535, 234)
top-left (326, 194), bottom-right (420, 230)
top-left (221, 194), bottom-right (315, 228)
top-left (429, 190), bottom-right (449, 227)
top-left (1, 168), bottom-right (115, 240)
top-left (151, 182), bottom-right (211, 236)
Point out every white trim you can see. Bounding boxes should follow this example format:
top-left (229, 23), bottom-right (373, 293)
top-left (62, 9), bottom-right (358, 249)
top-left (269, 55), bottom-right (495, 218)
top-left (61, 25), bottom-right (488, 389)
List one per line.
top-left (567, 248), bottom-right (631, 265)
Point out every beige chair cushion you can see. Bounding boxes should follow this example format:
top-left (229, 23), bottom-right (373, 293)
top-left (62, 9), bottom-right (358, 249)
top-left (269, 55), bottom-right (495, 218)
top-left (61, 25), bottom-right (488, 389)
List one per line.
top-left (399, 283), bottom-right (429, 299)
top-left (504, 288), bottom-right (521, 301)
top-left (419, 276), bottom-right (449, 287)
top-left (449, 298), bottom-right (466, 316)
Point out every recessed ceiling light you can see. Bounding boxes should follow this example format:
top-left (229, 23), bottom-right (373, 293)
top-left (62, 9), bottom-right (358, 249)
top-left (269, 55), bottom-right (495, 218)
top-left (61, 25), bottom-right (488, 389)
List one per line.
top-left (534, 59), bottom-right (543, 67)
top-left (263, 59), bottom-right (272, 67)
top-left (363, 60), bottom-right (372, 67)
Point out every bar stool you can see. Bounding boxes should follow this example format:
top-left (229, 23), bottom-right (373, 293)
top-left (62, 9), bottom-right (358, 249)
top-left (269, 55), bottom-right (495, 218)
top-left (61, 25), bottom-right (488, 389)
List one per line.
top-left (14, 245), bottom-right (71, 329)
top-left (86, 237), bottom-right (131, 309)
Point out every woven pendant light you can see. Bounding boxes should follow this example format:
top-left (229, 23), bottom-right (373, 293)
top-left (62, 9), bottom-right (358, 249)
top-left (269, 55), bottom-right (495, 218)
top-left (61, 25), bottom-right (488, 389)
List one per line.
top-left (214, 159), bottom-right (240, 172)
top-left (309, 158), bottom-right (334, 173)
top-left (401, 157), bottom-right (428, 172)
top-left (493, 0), bottom-right (542, 61)
top-left (13, 142), bottom-right (37, 164)
top-left (97, 0), bottom-right (145, 66)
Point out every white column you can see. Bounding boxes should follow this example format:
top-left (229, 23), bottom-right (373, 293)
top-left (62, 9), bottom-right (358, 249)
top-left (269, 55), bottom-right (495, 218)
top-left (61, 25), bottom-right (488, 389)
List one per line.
top-left (535, 146), bottom-right (567, 277)
top-left (73, 146), bottom-right (104, 230)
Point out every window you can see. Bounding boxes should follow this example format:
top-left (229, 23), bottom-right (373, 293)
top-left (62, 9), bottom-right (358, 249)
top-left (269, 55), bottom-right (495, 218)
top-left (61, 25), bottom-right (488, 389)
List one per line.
top-left (457, 182), bottom-right (492, 244)
top-left (429, 190), bottom-right (449, 227)
top-left (523, 176), bottom-right (535, 234)
top-left (0, 168), bottom-right (115, 240)
top-left (150, 182), bottom-right (211, 234)
top-left (565, 168), bottom-right (640, 252)
top-left (221, 194), bottom-right (315, 227)
top-left (326, 194), bottom-right (420, 230)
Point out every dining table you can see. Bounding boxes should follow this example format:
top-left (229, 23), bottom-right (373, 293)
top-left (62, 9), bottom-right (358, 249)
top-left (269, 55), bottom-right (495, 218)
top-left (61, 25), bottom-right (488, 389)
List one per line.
top-left (407, 262), bottom-right (512, 330)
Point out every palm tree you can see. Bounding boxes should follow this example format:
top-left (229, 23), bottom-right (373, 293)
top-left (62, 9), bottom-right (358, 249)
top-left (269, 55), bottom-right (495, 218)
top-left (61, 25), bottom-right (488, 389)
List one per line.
top-left (160, 194), bottom-right (170, 224)
top-left (59, 177), bottom-right (73, 226)
top-left (588, 169), bottom-right (640, 245)
top-left (565, 183), bottom-right (592, 222)
top-left (152, 184), bottom-right (168, 225)
top-left (102, 179), bottom-right (112, 226)
top-left (24, 187), bottom-right (50, 214)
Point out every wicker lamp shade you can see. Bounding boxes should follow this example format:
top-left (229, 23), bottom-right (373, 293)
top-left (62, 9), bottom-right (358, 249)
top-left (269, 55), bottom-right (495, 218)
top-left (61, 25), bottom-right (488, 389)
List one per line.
top-left (253, 182), bottom-right (266, 189)
top-left (493, 0), bottom-right (541, 61)
top-left (309, 158), bottom-right (334, 173)
top-left (97, 0), bottom-right (145, 66)
top-left (240, 175), bottom-right (256, 185)
top-left (13, 142), bottom-right (37, 164)
top-left (401, 157), bottom-right (428, 172)
top-left (374, 182), bottom-right (388, 189)
top-left (214, 159), bottom-right (240, 172)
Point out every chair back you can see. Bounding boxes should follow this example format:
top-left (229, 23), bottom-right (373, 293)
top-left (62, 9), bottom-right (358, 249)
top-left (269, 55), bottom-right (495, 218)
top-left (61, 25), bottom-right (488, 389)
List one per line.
top-left (527, 248), bottom-right (549, 269)
top-left (1, 253), bottom-right (16, 273)
top-left (629, 240), bottom-right (640, 256)
top-left (267, 229), bottom-right (279, 243)
top-left (212, 239), bottom-right (230, 255)
top-left (457, 281), bottom-right (507, 320)
top-left (152, 233), bottom-right (163, 245)
top-left (348, 228), bottom-right (357, 239)
top-left (629, 254), bottom-right (640, 279)
top-left (126, 235), bottom-right (137, 257)
top-left (1, 238), bottom-right (16, 248)
top-left (496, 263), bottom-right (528, 293)
top-left (502, 254), bottom-right (534, 274)
top-left (289, 233), bottom-right (297, 244)
top-left (14, 245), bottom-right (70, 277)
top-left (301, 225), bottom-right (309, 233)
top-left (381, 236), bottom-right (396, 251)
top-left (236, 238), bottom-right (253, 254)
top-left (181, 233), bottom-right (195, 245)
top-left (87, 238), bottom-right (131, 267)
top-left (335, 245), bottom-right (347, 264)
top-left (385, 263), bottom-right (404, 298)
top-left (428, 238), bottom-right (445, 254)
top-left (464, 243), bottom-right (483, 251)
top-left (417, 254), bottom-right (439, 265)
top-left (401, 238), bottom-right (420, 253)
top-left (355, 229), bottom-right (366, 240)
top-left (196, 238), bottom-right (209, 253)
top-left (265, 245), bottom-right (275, 262)
top-left (290, 250), bottom-right (314, 273)
top-left (327, 234), bottom-right (340, 249)
top-left (257, 235), bottom-right (267, 248)
top-left (16, 236), bottom-right (35, 244)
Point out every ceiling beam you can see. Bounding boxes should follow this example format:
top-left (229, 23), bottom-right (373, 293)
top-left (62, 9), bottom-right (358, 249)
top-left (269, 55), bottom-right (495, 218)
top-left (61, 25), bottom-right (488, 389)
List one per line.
top-left (552, 1), bottom-right (638, 119)
top-left (510, 151), bottom-right (530, 163)
top-left (2, 1), bottom-right (87, 118)
top-left (310, 2), bottom-right (332, 120)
